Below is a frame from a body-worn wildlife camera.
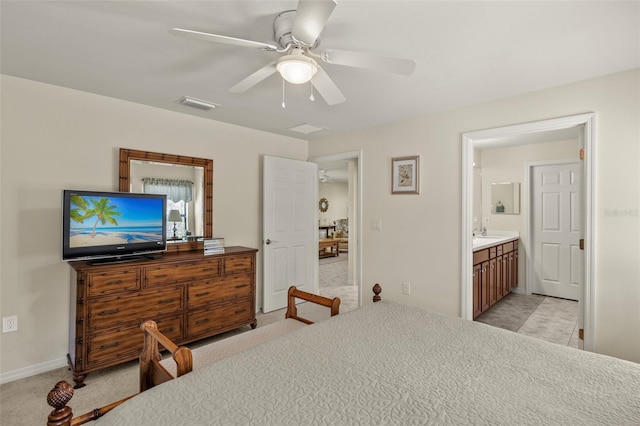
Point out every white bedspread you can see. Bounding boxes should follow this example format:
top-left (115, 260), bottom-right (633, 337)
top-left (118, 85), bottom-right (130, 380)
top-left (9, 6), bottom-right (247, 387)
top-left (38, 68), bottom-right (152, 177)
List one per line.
top-left (96, 302), bottom-right (640, 425)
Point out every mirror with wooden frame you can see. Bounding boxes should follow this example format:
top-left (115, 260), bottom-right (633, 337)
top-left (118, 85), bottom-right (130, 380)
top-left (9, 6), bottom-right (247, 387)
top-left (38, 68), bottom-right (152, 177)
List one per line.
top-left (119, 148), bottom-right (213, 252)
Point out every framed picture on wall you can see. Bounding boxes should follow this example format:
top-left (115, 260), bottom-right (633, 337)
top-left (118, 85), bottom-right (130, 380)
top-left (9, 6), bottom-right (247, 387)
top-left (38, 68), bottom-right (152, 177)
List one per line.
top-left (391, 156), bottom-right (419, 194)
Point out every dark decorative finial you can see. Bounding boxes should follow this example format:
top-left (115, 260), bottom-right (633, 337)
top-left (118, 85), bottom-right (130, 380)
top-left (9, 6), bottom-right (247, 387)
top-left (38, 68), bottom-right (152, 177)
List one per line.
top-left (47, 381), bottom-right (74, 425)
top-left (372, 283), bottom-right (382, 302)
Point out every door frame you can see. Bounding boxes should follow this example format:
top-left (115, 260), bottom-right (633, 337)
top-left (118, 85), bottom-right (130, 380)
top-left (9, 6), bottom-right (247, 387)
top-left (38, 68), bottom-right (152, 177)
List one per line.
top-left (309, 150), bottom-right (363, 308)
top-left (461, 113), bottom-right (596, 352)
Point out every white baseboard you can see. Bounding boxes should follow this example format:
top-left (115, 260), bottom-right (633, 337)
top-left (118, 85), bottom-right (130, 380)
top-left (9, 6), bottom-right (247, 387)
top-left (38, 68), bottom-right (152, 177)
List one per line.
top-left (0, 356), bottom-right (68, 385)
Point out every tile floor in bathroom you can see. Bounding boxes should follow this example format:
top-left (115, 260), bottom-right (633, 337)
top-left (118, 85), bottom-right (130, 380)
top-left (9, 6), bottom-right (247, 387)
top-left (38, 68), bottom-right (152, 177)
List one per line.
top-left (476, 292), bottom-right (580, 348)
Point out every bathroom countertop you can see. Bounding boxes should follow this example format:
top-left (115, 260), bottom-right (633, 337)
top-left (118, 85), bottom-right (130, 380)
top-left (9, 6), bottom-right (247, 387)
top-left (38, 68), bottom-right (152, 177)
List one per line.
top-left (472, 231), bottom-right (519, 251)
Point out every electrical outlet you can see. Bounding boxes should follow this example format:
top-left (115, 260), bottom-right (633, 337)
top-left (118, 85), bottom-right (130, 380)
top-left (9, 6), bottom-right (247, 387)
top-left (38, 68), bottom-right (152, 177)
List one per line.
top-left (3, 315), bottom-right (18, 333)
top-left (402, 282), bottom-right (411, 295)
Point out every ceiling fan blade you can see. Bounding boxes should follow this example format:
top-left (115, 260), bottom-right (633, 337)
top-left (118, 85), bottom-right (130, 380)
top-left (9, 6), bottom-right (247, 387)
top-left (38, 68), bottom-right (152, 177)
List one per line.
top-left (170, 28), bottom-right (278, 51)
top-left (229, 62), bottom-right (278, 93)
top-left (292, 0), bottom-right (337, 47)
top-left (321, 49), bottom-right (416, 75)
top-left (311, 66), bottom-right (346, 105)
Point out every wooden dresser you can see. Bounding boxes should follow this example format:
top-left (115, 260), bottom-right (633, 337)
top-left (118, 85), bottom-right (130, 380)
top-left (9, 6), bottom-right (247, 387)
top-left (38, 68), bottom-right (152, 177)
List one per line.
top-left (67, 246), bottom-right (258, 388)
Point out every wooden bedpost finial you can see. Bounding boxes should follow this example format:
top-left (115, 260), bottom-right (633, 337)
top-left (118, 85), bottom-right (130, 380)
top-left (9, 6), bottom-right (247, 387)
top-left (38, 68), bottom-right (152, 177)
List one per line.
top-left (372, 283), bottom-right (382, 302)
top-left (47, 381), bottom-right (74, 426)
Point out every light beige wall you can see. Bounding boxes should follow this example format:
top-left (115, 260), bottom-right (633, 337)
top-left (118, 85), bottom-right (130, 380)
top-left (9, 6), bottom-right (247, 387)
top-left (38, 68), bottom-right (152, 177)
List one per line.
top-left (319, 182), bottom-right (348, 226)
top-left (309, 69), bottom-right (640, 362)
top-left (479, 139), bottom-right (578, 290)
top-left (0, 75), bottom-right (307, 378)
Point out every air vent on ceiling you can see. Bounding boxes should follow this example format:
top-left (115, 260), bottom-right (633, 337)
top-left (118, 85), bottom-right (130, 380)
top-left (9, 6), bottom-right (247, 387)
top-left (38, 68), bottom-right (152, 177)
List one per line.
top-left (177, 96), bottom-right (220, 111)
top-left (288, 123), bottom-right (327, 134)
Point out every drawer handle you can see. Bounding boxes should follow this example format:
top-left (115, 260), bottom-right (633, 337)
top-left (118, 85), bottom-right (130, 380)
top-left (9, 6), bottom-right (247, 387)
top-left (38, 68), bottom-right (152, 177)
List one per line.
top-left (99, 309), bottom-right (120, 316)
top-left (235, 309), bottom-right (247, 315)
top-left (106, 279), bottom-right (123, 285)
top-left (154, 274), bottom-right (168, 279)
top-left (99, 342), bottom-right (120, 350)
top-left (235, 284), bottom-right (248, 289)
top-left (195, 291), bottom-right (210, 297)
top-left (195, 318), bottom-right (210, 325)
top-left (158, 298), bottom-right (175, 304)
top-left (202, 267), bottom-right (216, 272)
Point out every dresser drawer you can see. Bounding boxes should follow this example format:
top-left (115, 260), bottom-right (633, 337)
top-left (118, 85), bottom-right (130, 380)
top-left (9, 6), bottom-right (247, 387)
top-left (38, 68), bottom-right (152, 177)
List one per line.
top-left (187, 300), bottom-right (253, 338)
top-left (144, 259), bottom-right (221, 286)
top-left (187, 274), bottom-right (253, 309)
top-left (223, 254), bottom-right (255, 274)
top-left (86, 269), bottom-right (140, 296)
top-left (86, 315), bottom-right (182, 368)
top-left (87, 288), bottom-right (183, 330)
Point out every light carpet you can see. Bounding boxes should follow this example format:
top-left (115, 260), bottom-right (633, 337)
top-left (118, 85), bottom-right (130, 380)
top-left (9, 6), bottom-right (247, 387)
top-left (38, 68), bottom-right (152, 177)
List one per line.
top-left (1, 256), bottom-right (357, 425)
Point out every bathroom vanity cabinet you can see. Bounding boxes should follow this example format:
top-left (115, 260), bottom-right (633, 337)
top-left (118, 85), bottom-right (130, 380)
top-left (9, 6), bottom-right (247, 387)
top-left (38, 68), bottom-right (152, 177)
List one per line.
top-left (473, 239), bottom-right (518, 319)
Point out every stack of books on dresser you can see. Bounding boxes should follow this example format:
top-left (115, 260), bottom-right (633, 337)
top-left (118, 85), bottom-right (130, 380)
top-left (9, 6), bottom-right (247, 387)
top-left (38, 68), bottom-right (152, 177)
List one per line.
top-left (204, 238), bottom-right (225, 255)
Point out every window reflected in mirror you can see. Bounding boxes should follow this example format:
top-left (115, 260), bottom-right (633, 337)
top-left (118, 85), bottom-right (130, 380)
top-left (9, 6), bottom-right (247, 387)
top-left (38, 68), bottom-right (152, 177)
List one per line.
top-left (129, 164), bottom-right (204, 241)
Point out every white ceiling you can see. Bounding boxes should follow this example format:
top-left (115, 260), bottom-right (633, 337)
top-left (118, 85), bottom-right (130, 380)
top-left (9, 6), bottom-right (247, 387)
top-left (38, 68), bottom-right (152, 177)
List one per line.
top-left (1, 1), bottom-right (638, 140)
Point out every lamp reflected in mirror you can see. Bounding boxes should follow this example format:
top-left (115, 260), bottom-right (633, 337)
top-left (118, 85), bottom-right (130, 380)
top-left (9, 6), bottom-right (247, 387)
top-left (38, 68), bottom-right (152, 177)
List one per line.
top-left (168, 209), bottom-right (182, 239)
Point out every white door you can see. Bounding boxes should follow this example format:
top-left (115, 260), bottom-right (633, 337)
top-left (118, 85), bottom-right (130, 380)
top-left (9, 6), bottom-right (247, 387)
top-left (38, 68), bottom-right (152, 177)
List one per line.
top-left (532, 162), bottom-right (581, 300)
top-left (263, 155), bottom-right (317, 313)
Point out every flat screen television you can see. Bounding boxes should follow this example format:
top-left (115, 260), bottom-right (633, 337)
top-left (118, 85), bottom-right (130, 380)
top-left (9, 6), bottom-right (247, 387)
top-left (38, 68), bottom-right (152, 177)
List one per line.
top-left (62, 189), bottom-right (167, 263)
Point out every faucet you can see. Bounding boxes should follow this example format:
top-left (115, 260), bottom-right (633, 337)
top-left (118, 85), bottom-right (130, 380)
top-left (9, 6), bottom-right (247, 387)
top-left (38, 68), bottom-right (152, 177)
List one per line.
top-left (473, 227), bottom-right (487, 237)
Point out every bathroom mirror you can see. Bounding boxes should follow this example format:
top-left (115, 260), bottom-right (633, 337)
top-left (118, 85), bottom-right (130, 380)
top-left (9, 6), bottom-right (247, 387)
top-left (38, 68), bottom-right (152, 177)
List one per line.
top-left (119, 148), bottom-right (213, 252)
top-left (491, 182), bottom-right (520, 214)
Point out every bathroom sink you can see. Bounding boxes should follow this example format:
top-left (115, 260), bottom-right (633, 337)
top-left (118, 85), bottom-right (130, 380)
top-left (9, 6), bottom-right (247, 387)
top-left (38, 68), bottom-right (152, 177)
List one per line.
top-left (472, 237), bottom-right (503, 249)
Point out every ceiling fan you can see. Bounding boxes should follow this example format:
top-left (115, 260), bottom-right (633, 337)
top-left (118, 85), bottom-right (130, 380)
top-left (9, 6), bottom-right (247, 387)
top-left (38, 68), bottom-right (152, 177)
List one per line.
top-left (170, 0), bottom-right (416, 106)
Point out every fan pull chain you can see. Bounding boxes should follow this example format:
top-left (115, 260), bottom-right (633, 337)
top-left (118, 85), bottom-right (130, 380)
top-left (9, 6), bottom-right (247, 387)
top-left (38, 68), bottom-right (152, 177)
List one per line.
top-left (309, 82), bottom-right (315, 101)
top-left (282, 78), bottom-right (286, 109)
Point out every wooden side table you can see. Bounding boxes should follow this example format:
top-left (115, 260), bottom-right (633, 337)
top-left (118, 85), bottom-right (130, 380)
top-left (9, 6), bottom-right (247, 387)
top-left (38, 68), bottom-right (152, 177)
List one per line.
top-left (319, 239), bottom-right (339, 258)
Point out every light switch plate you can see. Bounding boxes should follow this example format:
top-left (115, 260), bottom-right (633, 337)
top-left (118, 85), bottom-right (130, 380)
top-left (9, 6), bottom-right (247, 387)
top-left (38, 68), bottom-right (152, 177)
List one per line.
top-left (3, 315), bottom-right (18, 333)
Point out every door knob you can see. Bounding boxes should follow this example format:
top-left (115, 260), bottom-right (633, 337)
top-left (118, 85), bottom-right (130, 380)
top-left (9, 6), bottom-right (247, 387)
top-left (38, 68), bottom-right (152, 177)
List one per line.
top-left (264, 239), bottom-right (278, 245)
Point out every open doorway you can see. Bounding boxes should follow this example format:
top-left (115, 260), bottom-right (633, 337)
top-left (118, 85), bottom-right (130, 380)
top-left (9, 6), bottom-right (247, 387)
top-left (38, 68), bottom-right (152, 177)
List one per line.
top-left (461, 114), bottom-right (596, 352)
top-left (310, 151), bottom-right (362, 311)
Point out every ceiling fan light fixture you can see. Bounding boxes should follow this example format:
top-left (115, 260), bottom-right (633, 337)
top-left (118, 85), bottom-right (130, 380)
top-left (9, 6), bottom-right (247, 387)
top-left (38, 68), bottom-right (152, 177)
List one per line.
top-left (276, 55), bottom-right (318, 84)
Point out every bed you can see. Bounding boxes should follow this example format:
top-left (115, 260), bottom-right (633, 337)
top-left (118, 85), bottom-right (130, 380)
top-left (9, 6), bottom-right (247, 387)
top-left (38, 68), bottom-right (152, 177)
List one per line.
top-left (47, 285), bottom-right (640, 425)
